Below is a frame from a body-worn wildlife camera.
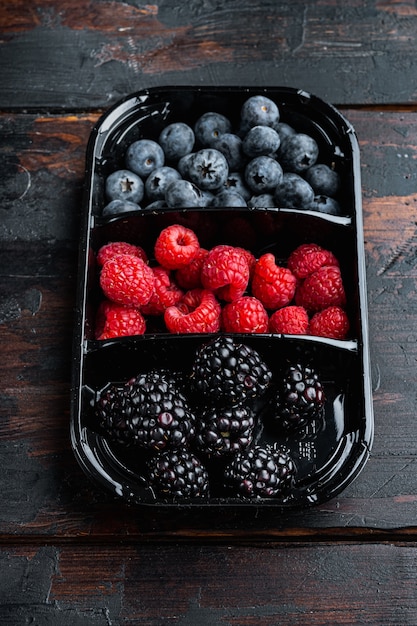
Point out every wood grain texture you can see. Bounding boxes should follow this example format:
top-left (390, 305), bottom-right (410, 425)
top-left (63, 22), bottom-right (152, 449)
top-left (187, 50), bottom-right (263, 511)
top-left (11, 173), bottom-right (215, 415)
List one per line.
top-left (2, 1), bottom-right (417, 108)
top-left (2, 543), bottom-right (417, 624)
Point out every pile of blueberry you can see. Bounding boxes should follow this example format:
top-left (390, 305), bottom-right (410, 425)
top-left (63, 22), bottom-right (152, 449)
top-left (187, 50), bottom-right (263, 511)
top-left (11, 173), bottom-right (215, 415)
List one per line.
top-left (103, 94), bottom-right (342, 217)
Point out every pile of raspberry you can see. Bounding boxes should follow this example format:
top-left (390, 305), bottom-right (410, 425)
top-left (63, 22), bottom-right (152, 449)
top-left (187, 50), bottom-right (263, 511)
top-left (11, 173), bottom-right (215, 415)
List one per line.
top-left (95, 224), bottom-right (349, 341)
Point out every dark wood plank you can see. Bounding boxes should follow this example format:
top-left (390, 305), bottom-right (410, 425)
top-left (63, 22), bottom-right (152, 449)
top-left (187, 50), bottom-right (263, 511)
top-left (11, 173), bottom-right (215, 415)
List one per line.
top-left (0, 113), bottom-right (96, 242)
top-left (2, 108), bottom-right (417, 537)
top-left (1, 543), bottom-right (417, 624)
top-left (2, 1), bottom-right (417, 109)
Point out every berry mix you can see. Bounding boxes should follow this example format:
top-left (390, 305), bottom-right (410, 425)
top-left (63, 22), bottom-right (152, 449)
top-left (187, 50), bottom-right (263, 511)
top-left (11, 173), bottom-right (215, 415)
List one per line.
top-left (95, 336), bottom-right (325, 501)
top-left (95, 94), bottom-right (350, 342)
top-left (89, 94), bottom-right (352, 503)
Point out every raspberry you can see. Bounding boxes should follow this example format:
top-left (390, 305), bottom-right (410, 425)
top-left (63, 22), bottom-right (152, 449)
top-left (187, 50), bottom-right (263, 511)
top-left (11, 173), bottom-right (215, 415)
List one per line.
top-left (179, 288), bottom-right (211, 312)
top-left (221, 296), bottom-right (269, 333)
top-left (96, 241), bottom-right (148, 267)
top-left (154, 224), bottom-right (200, 270)
top-left (309, 306), bottom-right (350, 339)
top-left (201, 245), bottom-right (250, 302)
top-left (269, 305), bottom-right (309, 335)
top-left (100, 254), bottom-right (155, 307)
top-left (141, 266), bottom-right (183, 316)
top-left (295, 265), bottom-right (346, 312)
top-left (251, 253), bottom-right (297, 310)
top-left (175, 248), bottom-right (209, 289)
top-left (235, 247), bottom-right (257, 277)
top-left (287, 243), bottom-right (339, 280)
top-left (164, 288), bottom-right (221, 333)
top-left (95, 300), bottom-right (146, 339)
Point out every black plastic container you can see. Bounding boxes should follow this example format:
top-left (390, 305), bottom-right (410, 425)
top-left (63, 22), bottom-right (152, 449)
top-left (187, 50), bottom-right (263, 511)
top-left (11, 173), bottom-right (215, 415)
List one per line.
top-left (70, 86), bottom-right (373, 510)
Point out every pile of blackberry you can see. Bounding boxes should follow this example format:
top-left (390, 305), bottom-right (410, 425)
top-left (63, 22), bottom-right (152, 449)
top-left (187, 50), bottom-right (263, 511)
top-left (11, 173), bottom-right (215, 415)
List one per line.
top-left (190, 336), bottom-right (271, 464)
top-left (94, 336), bottom-right (326, 501)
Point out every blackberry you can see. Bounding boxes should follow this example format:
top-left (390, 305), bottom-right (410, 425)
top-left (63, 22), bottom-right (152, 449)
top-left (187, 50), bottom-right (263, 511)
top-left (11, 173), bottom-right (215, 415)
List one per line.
top-left (95, 380), bottom-right (138, 446)
top-left (147, 449), bottom-right (209, 500)
top-left (273, 363), bottom-right (325, 430)
top-left (96, 370), bottom-right (196, 450)
top-left (190, 336), bottom-right (272, 407)
top-left (195, 404), bottom-right (255, 458)
top-left (224, 445), bottom-right (296, 498)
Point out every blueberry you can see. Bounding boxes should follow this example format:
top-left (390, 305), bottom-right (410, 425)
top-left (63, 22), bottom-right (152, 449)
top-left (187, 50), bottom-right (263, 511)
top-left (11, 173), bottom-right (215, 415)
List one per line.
top-left (187, 148), bottom-right (229, 191)
top-left (248, 193), bottom-right (276, 208)
top-left (194, 112), bottom-right (232, 146)
top-left (105, 169), bottom-right (144, 204)
top-left (274, 172), bottom-right (314, 209)
top-left (145, 166), bottom-right (182, 201)
top-left (158, 122), bottom-right (195, 161)
top-left (144, 199), bottom-right (168, 210)
top-left (240, 95), bottom-right (280, 134)
top-left (177, 152), bottom-right (195, 178)
top-left (223, 172), bottom-right (252, 201)
top-left (199, 189), bottom-right (215, 206)
top-left (165, 179), bottom-right (205, 208)
top-left (274, 122), bottom-right (296, 141)
top-left (304, 163), bottom-right (341, 197)
top-left (102, 199), bottom-right (141, 216)
top-left (125, 139), bottom-right (165, 178)
top-left (310, 194), bottom-right (341, 216)
top-left (278, 133), bottom-right (319, 173)
top-left (242, 125), bottom-right (280, 158)
top-left (212, 133), bottom-right (245, 171)
top-left (245, 155), bottom-right (283, 194)
top-left (211, 190), bottom-right (247, 207)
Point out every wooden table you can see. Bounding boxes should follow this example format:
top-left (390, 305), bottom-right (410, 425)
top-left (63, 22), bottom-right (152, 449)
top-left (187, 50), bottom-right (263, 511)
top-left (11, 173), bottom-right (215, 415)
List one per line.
top-left (2, 1), bottom-right (417, 623)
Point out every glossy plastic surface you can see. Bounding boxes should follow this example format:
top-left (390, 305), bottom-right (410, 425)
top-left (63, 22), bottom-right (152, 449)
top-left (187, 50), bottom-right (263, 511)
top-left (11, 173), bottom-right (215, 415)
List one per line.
top-left (71, 86), bottom-right (373, 510)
